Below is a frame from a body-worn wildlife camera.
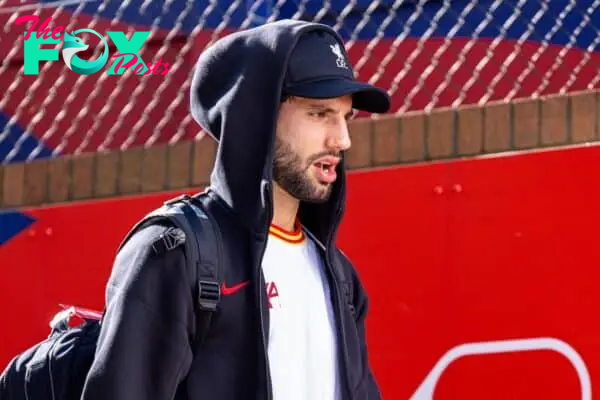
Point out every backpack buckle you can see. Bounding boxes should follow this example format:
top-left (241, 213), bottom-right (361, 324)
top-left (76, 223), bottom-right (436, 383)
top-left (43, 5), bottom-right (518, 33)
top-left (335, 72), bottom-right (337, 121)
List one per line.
top-left (198, 280), bottom-right (221, 312)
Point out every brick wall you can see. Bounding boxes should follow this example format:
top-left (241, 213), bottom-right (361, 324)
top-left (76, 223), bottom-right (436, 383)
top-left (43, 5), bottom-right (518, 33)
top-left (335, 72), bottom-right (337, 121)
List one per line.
top-left (1, 89), bottom-right (598, 208)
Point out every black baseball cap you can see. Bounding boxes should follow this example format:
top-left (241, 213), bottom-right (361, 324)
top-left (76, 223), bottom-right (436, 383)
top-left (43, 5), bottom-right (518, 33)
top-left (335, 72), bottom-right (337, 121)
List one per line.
top-left (282, 29), bottom-right (391, 113)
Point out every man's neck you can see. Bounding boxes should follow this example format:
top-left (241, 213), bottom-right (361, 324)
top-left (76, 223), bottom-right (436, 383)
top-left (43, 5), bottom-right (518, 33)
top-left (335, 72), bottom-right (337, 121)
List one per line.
top-left (271, 183), bottom-right (299, 231)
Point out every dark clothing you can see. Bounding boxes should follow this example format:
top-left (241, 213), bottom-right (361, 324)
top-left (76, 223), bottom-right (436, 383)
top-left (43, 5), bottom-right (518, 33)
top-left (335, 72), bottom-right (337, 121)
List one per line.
top-left (81, 19), bottom-right (381, 400)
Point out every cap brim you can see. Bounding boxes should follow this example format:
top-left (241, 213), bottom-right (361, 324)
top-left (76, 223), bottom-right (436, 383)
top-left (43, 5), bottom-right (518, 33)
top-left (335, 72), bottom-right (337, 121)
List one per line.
top-left (284, 78), bottom-right (391, 114)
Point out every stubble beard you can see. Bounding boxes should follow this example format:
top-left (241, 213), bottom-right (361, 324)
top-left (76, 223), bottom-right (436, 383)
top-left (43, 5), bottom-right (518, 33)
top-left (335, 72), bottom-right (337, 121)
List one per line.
top-left (272, 136), bottom-right (333, 204)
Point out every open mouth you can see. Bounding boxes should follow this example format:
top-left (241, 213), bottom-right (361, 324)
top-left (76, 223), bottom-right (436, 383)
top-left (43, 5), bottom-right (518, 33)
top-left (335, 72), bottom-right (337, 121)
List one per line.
top-left (313, 158), bottom-right (339, 183)
top-left (316, 161), bottom-right (334, 174)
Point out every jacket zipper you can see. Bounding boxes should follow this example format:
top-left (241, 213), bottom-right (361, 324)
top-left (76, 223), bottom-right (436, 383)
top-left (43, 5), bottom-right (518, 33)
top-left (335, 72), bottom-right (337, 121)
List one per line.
top-left (332, 206), bottom-right (353, 399)
top-left (257, 184), bottom-right (274, 400)
top-left (325, 241), bottom-right (352, 399)
top-left (257, 244), bottom-right (273, 400)
top-left (306, 220), bottom-right (352, 399)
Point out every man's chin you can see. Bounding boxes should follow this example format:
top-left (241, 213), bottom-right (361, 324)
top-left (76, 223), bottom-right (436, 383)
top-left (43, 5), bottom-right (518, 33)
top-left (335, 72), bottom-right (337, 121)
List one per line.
top-left (274, 174), bottom-right (334, 203)
top-left (305, 182), bottom-right (333, 203)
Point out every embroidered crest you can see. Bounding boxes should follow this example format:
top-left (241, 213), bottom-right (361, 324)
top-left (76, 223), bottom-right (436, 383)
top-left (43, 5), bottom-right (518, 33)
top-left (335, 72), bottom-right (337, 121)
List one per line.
top-left (330, 43), bottom-right (348, 69)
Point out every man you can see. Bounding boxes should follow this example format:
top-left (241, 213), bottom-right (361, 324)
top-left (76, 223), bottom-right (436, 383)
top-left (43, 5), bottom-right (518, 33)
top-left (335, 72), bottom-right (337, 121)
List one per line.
top-left (81, 19), bottom-right (390, 400)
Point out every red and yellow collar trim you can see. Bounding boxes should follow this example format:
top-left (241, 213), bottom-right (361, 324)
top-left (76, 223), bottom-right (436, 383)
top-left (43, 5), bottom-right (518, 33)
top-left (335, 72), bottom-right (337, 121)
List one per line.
top-left (269, 219), bottom-right (305, 244)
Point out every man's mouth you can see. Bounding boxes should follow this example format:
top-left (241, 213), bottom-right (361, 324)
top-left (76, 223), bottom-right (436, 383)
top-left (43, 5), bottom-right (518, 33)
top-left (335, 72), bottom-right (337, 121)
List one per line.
top-left (313, 156), bottom-right (340, 184)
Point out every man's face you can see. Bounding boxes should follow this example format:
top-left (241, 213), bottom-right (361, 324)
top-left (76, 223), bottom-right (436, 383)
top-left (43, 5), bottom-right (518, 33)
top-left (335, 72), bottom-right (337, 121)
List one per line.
top-left (273, 94), bottom-right (353, 203)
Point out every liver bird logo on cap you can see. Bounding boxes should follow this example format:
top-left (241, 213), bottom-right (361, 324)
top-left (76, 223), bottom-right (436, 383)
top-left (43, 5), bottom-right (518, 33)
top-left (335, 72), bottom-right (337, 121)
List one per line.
top-left (330, 43), bottom-right (348, 69)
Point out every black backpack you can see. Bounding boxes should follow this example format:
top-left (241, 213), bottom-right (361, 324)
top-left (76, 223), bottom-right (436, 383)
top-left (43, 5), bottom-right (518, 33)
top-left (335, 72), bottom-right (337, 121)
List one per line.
top-left (0, 193), bottom-right (222, 400)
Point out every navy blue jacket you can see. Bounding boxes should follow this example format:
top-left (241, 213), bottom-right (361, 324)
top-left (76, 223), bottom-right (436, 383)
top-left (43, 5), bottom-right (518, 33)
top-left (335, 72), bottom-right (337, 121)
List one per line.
top-left (80, 19), bottom-right (381, 400)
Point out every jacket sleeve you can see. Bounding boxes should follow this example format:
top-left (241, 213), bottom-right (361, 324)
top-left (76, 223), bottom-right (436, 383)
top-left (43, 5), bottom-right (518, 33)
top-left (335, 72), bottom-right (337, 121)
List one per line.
top-left (81, 224), bottom-right (197, 400)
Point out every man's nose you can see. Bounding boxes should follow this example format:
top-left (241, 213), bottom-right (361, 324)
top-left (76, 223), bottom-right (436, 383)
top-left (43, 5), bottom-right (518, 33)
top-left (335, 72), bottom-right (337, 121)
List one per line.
top-left (327, 121), bottom-right (352, 151)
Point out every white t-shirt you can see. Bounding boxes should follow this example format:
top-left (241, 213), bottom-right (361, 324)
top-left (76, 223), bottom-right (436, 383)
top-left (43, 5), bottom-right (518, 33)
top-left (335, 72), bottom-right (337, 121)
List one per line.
top-left (261, 220), bottom-right (341, 400)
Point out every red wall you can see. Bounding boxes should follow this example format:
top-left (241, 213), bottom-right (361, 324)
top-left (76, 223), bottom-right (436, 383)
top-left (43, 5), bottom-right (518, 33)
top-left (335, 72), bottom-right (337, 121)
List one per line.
top-left (2, 143), bottom-right (600, 398)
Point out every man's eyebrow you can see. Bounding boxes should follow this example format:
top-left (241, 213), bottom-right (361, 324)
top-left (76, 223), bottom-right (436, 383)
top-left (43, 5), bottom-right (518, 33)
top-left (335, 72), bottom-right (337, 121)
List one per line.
top-left (307, 103), bottom-right (354, 119)
top-left (307, 104), bottom-right (335, 111)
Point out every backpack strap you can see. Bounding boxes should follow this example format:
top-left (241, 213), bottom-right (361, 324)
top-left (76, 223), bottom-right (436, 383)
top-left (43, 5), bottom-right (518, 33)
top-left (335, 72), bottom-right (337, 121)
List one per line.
top-left (115, 192), bottom-right (222, 344)
top-left (161, 194), bottom-right (222, 314)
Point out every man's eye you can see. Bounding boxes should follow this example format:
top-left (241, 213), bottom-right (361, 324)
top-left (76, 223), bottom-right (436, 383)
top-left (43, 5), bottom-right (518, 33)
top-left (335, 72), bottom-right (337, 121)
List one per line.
top-left (310, 111), bottom-right (328, 118)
